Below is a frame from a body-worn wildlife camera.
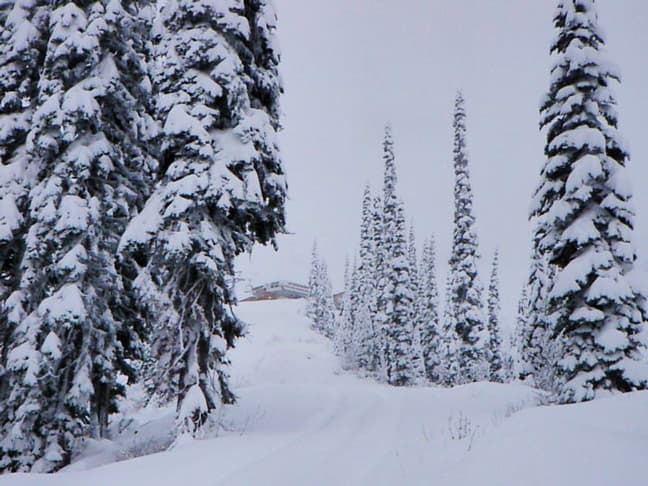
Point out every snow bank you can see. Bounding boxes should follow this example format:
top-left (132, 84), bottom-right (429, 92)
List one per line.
top-left (442, 391), bottom-right (648, 486)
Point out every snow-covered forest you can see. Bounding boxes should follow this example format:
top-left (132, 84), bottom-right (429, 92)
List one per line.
top-left (1, 0), bottom-right (648, 484)
top-left (0, 0), bottom-right (285, 473)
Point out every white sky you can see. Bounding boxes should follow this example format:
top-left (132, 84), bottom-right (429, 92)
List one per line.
top-left (237, 0), bottom-right (648, 330)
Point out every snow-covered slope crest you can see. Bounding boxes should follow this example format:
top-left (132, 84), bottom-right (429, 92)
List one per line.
top-left (443, 390), bottom-right (648, 486)
top-left (2, 299), bottom-right (646, 486)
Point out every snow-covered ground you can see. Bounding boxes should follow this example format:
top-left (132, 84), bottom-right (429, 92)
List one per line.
top-left (3, 299), bottom-right (647, 485)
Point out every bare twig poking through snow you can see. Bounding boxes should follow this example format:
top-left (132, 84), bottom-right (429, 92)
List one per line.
top-left (447, 411), bottom-right (480, 451)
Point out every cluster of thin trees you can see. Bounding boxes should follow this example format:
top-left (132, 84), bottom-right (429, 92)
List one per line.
top-left (309, 0), bottom-right (648, 403)
top-left (308, 98), bottom-right (510, 388)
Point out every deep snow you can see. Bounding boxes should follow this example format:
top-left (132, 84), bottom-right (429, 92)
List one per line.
top-left (2, 299), bottom-right (647, 485)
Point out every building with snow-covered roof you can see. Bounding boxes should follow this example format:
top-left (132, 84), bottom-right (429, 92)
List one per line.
top-left (243, 281), bottom-right (309, 301)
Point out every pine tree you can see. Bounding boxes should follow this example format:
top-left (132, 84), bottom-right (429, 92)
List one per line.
top-left (315, 259), bottom-right (336, 339)
top-left (437, 275), bottom-right (459, 387)
top-left (370, 194), bottom-right (385, 372)
top-left (119, 0), bottom-right (287, 434)
top-left (377, 126), bottom-right (396, 356)
top-left (383, 200), bottom-right (418, 386)
top-left (373, 127), bottom-right (418, 385)
top-left (307, 241), bottom-right (320, 321)
top-left (407, 224), bottom-right (425, 381)
top-left (354, 186), bottom-right (380, 372)
top-left (519, 252), bottom-right (558, 390)
top-left (0, 0), bottom-right (46, 298)
top-left (334, 257), bottom-right (354, 368)
top-left (444, 92), bottom-right (488, 385)
top-left (513, 286), bottom-right (530, 380)
top-left (306, 245), bottom-right (336, 339)
top-left (408, 225), bottom-right (419, 316)
top-left (0, 0), bottom-right (156, 472)
top-left (0, 0), bottom-right (48, 403)
top-left (419, 237), bottom-right (441, 383)
top-left (531, 0), bottom-right (648, 402)
top-left (486, 251), bottom-right (504, 382)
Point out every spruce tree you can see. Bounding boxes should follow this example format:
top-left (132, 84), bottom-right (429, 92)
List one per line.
top-left (519, 252), bottom-right (558, 389)
top-left (444, 92), bottom-right (488, 385)
top-left (513, 286), bottom-right (530, 380)
top-left (307, 241), bottom-right (320, 321)
top-left (407, 224), bottom-right (425, 381)
top-left (374, 128), bottom-right (418, 385)
top-left (408, 225), bottom-right (419, 317)
top-left (437, 275), bottom-right (459, 387)
top-left (383, 200), bottom-right (418, 385)
top-left (370, 194), bottom-right (385, 372)
top-left (119, 0), bottom-right (287, 434)
top-left (486, 251), bottom-right (504, 382)
top-left (531, 0), bottom-right (648, 402)
top-left (419, 237), bottom-right (441, 383)
top-left (0, 0), bottom-right (156, 472)
top-left (377, 126), bottom-right (396, 354)
top-left (354, 186), bottom-right (380, 372)
top-left (334, 257), bottom-right (354, 368)
top-left (0, 0), bottom-right (48, 401)
top-left (315, 259), bottom-right (336, 339)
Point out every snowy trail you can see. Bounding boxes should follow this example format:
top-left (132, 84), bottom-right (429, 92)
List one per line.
top-left (3, 299), bottom-right (647, 486)
top-left (214, 299), bottom-right (536, 486)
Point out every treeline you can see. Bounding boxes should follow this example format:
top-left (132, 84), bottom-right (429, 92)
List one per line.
top-left (308, 0), bottom-right (648, 403)
top-left (308, 98), bottom-right (511, 388)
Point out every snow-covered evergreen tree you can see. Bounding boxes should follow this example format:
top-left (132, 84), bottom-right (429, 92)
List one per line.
top-left (0, 0), bottom-right (48, 401)
top-left (376, 128), bottom-right (395, 376)
top-left (408, 225), bottom-right (419, 318)
top-left (354, 186), bottom-right (380, 372)
top-left (519, 252), bottom-right (558, 389)
top-left (315, 259), bottom-right (336, 339)
top-left (0, 0), bottom-right (156, 472)
top-left (306, 244), bottom-right (335, 339)
top-left (513, 286), bottom-right (530, 380)
top-left (437, 275), bottom-right (459, 387)
top-left (0, 0), bottom-right (47, 300)
top-left (119, 0), bottom-right (287, 434)
top-left (407, 224), bottom-right (425, 381)
top-left (486, 251), bottom-right (504, 382)
top-left (334, 257), bottom-right (355, 368)
top-left (531, 0), bottom-right (648, 402)
top-left (369, 127), bottom-right (417, 385)
top-left (443, 92), bottom-right (488, 385)
top-left (307, 241), bottom-right (320, 321)
top-left (418, 237), bottom-right (441, 382)
top-left (370, 194), bottom-right (385, 371)
top-left (383, 199), bottom-right (419, 386)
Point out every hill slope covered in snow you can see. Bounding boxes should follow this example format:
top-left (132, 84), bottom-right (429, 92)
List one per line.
top-left (2, 299), bottom-right (647, 485)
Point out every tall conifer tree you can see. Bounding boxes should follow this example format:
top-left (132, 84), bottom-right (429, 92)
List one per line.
top-left (443, 92), bottom-right (488, 385)
top-left (407, 224), bottom-right (425, 381)
top-left (383, 200), bottom-right (418, 385)
top-left (0, 0), bottom-right (48, 397)
top-left (119, 0), bottom-right (286, 433)
top-left (355, 186), bottom-right (380, 371)
top-left (531, 0), bottom-right (648, 402)
top-left (487, 251), bottom-right (504, 382)
top-left (1, 0), bottom-right (156, 471)
top-left (419, 237), bottom-right (440, 382)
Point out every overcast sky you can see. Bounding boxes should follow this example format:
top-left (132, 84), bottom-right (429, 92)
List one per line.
top-left (237, 0), bottom-right (648, 330)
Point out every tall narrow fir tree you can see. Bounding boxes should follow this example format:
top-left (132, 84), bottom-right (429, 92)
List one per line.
top-left (486, 251), bottom-right (504, 382)
top-left (443, 92), bottom-right (488, 385)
